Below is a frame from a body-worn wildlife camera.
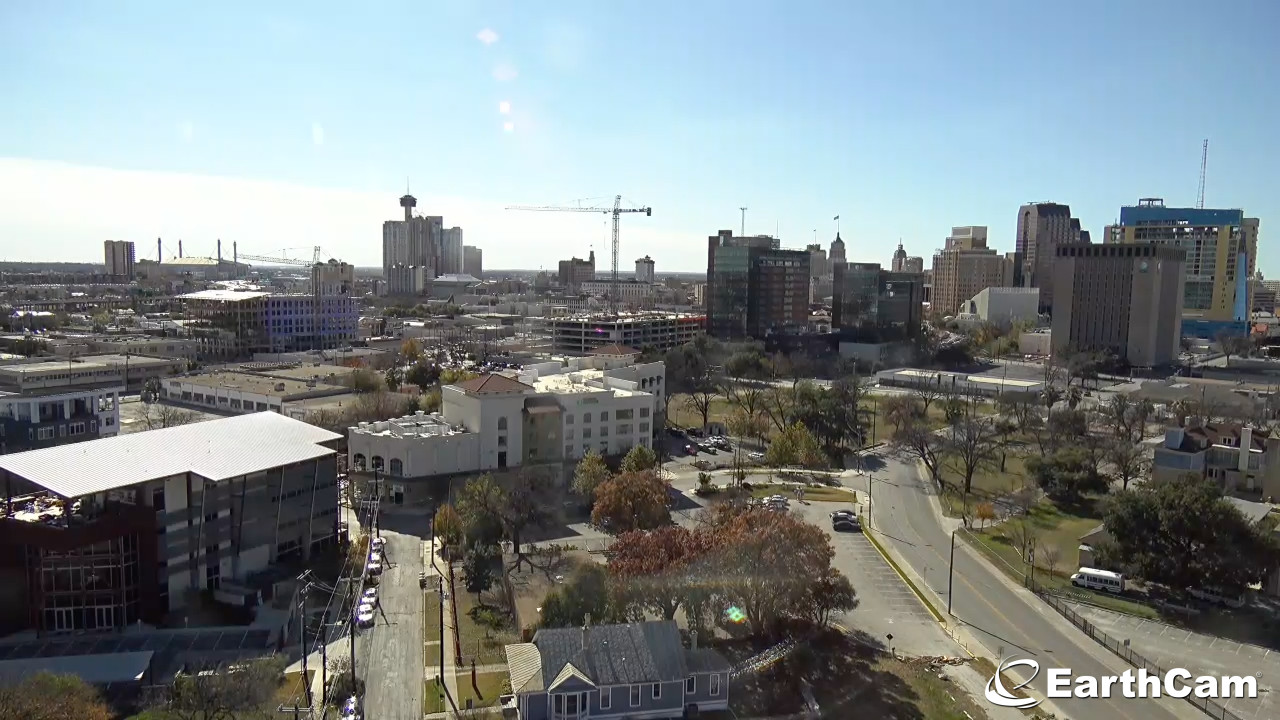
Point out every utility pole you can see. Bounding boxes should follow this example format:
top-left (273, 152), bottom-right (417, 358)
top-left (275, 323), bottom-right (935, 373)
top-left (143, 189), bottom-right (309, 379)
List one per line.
top-left (739, 207), bottom-right (748, 237)
top-left (947, 529), bottom-right (956, 615)
top-left (298, 582), bottom-right (312, 708)
top-left (438, 575), bottom-right (446, 678)
top-left (348, 582), bottom-right (358, 696)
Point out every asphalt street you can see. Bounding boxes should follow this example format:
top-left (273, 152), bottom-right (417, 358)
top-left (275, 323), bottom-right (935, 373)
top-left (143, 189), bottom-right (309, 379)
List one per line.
top-left (357, 519), bottom-right (425, 720)
top-left (859, 450), bottom-right (1201, 720)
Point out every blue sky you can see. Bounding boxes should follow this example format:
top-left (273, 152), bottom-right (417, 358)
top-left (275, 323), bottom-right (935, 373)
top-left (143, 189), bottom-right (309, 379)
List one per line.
top-left (1, 1), bottom-right (1276, 272)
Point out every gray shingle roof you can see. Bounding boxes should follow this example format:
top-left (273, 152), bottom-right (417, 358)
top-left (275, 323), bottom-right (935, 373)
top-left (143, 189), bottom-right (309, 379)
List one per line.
top-left (0, 412), bottom-right (341, 498)
top-left (533, 620), bottom-right (687, 687)
top-left (684, 648), bottom-right (732, 674)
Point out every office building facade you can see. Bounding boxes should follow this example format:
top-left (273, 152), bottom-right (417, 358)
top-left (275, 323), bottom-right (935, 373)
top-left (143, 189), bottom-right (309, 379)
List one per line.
top-left (1051, 243), bottom-right (1185, 367)
top-left (1017, 202), bottom-right (1085, 312)
top-left (104, 240), bottom-right (136, 280)
top-left (383, 194), bottom-right (446, 293)
top-left (705, 230), bottom-right (810, 340)
top-left (1105, 198), bottom-right (1258, 323)
top-left (930, 226), bottom-right (1015, 317)
top-left (832, 263), bottom-right (924, 342)
top-left (558, 252), bottom-right (596, 292)
top-left (635, 256), bottom-right (656, 283)
top-left (463, 245), bottom-right (484, 278)
top-left (0, 413), bottom-right (341, 634)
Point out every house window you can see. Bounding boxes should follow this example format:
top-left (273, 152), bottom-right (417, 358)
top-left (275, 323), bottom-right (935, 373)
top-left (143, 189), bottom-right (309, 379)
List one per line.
top-left (652, 683), bottom-right (661, 699)
top-left (600, 689), bottom-right (611, 709)
top-left (710, 674), bottom-right (721, 696)
top-left (630, 686), bottom-right (641, 707)
top-left (686, 676), bottom-right (695, 694)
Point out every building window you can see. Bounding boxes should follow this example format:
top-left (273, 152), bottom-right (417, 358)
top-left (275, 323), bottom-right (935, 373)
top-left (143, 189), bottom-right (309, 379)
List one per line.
top-left (565, 415), bottom-right (574, 424)
top-left (710, 674), bottom-right (721, 696)
top-left (37, 426), bottom-right (55, 441)
top-left (389, 459), bottom-right (403, 475)
top-left (371, 456), bottom-right (384, 471)
top-left (652, 683), bottom-right (661, 699)
top-left (686, 676), bottom-right (695, 694)
top-left (498, 451), bottom-right (507, 469)
top-left (68, 422), bottom-right (86, 436)
top-left (600, 689), bottom-right (610, 710)
top-left (583, 413), bottom-right (592, 423)
top-left (565, 445), bottom-right (574, 457)
top-left (630, 686), bottom-right (641, 707)
top-left (640, 407), bottom-right (649, 418)
top-left (640, 422), bottom-right (649, 433)
top-left (583, 429), bottom-right (592, 439)
top-left (600, 411), bottom-right (609, 422)
top-left (498, 435), bottom-right (507, 447)
top-left (497, 417), bottom-right (508, 431)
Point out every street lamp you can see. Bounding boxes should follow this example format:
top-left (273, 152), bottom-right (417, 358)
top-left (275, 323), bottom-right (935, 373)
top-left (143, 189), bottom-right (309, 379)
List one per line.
top-left (947, 529), bottom-right (957, 615)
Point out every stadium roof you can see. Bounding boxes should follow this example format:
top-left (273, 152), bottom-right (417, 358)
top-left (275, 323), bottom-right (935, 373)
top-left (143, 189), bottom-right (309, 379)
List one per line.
top-left (0, 412), bottom-right (341, 498)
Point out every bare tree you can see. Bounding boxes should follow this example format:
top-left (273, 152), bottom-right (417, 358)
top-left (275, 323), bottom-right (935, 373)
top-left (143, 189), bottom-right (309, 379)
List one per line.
top-left (1041, 546), bottom-right (1062, 577)
top-left (725, 382), bottom-right (767, 422)
top-left (1004, 517), bottom-right (1037, 566)
top-left (882, 395), bottom-right (923, 435)
top-left (943, 415), bottom-right (1001, 495)
top-left (912, 382), bottom-right (944, 416)
top-left (889, 414), bottom-right (942, 482)
top-left (762, 385), bottom-right (795, 435)
top-left (683, 386), bottom-right (720, 431)
top-left (140, 402), bottom-right (200, 430)
top-left (1105, 439), bottom-right (1151, 490)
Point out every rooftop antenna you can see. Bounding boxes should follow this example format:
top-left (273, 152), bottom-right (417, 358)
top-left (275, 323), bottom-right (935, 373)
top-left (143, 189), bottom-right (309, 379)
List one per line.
top-left (1197, 139), bottom-right (1208, 209)
top-left (739, 207), bottom-right (747, 237)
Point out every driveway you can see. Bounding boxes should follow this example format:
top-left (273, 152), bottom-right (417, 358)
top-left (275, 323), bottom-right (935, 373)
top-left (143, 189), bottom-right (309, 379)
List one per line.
top-left (1068, 602), bottom-right (1279, 720)
top-left (357, 517), bottom-right (425, 720)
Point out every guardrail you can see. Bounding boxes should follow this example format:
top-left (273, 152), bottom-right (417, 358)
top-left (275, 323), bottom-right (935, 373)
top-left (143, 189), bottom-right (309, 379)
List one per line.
top-left (1039, 593), bottom-right (1247, 720)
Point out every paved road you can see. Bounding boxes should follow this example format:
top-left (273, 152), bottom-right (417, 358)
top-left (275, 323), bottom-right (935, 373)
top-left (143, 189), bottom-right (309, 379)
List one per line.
top-left (861, 450), bottom-right (1201, 720)
top-left (1069, 602), bottom-right (1279, 720)
top-left (358, 519), bottom-right (425, 720)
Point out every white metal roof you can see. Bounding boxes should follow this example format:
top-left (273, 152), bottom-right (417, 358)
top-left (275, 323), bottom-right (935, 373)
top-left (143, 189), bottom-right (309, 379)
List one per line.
top-left (0, 412), bottom-right (342, 498)
top-left (179, 289), bottom-right (271, 301)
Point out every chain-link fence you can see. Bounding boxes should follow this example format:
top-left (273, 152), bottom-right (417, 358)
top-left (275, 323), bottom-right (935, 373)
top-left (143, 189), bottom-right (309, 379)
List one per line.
top-left (1039, 593), bottom-right (1247, 720)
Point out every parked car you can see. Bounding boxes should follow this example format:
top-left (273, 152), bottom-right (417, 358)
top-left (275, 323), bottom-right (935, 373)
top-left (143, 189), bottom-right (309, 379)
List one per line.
top-left (1188, 587), bottom-right (1246, 608)
top-left (832, 517), bottom-right (862, 532)
top-left (830, 509), bottom-right (856, 521)
top-left (370, 536), bottom-right (386, 551)
top-left (366, 560), bottom-right (383, 576)
top-left (362, 587), bottom-right (378, 603)
top-left (355, 603), bottom-right (375, 628)
top-left (685, 444), bottom-right (698, 456)
top-left (748, 451), bottom-right (765, 461)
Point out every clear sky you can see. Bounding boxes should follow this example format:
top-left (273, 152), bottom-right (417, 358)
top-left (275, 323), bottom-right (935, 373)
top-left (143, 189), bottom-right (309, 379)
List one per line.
top-left (1, 1), bottom-right (1276, 273)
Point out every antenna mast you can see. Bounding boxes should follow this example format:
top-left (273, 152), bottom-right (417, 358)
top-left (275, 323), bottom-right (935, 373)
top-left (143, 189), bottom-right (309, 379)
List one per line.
top-left (1196, 139), bottom-right (1208, 209)
top-left (739, 207), bottom-right (748, 237)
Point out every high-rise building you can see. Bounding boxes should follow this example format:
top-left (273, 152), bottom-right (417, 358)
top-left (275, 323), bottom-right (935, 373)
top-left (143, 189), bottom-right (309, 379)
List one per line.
top-left (829, 233), bottom-right (847, 265)
top-left (558, 251), bottom-right (596, 291)
top-left (635, 256), bottom-right (656, 283)
top-left (705, 230), bottom-right (810, 339)
top-left (1105, 198), bottom-right (1258, 323)
top-left (930, 226), bottom-right (1015, 317)
top-left (891, 242), bottom-right (907, 271)
top-left (464, 245), bottom-right (484, 278)
top-left (1016, 202), bottom-right (1084, 312)
top-left (441, 227), bottom-right (465, 275)
top-left (902, 256), bottom-right (925, 274)
top-left (104, 240), bottom-right (136, 280)
top-left (382, 194), bottom-right (444, 294)
top-left (832, 262), bottom-right (923, 342)
top-left (1051, 243), bottom-right (1185, 367)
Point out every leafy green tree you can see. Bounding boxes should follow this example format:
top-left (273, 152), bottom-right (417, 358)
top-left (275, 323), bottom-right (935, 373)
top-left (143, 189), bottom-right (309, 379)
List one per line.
top-left (620, 444), bottom-right (658, 474)
top-left (1098, 474), bottom-right (1278, 595)
top-left (351, 368), bottom-right (384, 393)
top-left (434, 503), bottom-right (465, 550)
top-left (0, 672), bottom-right (113, 720)
top-left (406, 360), bottom-right (441, 389)
top-left (463, 541), bottom-right (500, 600)
top-left (1027, 447), bottom-right (1108, 503)
top-left (591, 471), bottom-right (672, 533)
top-left (384, 365), bottom-right (402, 392)
top-left (766, 422), bottom-right (826, 469)
top-left (573, 450), bottom-right (612, 499)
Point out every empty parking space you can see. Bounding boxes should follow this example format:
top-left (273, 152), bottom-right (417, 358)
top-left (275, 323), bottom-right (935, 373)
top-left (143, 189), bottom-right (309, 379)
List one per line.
top-left (1070, 603), bottom-right (1280, 720)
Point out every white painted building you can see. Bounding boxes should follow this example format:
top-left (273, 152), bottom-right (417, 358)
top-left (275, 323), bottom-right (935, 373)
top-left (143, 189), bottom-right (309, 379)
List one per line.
top-left (958, 286), bottom-right (1041, 328)
top-left (347, 352), bottom-right (665, 504)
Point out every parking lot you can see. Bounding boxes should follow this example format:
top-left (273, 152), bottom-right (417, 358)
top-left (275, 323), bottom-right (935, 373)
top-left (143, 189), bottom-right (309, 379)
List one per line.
top-left (790, 503), bottom-right (954, 656)
top-left (1069, 602), bottom-right (1280, 720)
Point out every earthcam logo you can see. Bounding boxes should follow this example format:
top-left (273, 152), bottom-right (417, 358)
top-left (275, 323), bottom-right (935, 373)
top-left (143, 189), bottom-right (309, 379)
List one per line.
top-left (985, 657), bottom-right (1042, 709)
top-left (984, 656), bottom-right (1259, 707)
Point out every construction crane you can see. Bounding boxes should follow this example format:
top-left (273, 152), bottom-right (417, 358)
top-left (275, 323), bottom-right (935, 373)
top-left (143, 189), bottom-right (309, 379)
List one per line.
top-left (1197, 139), bottom-right (1209, 209)
top-left (507, 196), bottom-right (652, 314)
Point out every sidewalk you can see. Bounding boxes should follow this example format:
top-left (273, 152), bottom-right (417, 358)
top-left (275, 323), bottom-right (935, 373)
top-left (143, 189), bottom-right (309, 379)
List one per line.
top-left (423, 537), bottom-right (459, 712)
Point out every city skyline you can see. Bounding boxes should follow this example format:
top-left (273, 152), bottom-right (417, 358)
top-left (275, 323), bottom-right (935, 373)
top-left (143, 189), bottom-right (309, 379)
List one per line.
top-left (1, 2), bottom-right (1276, 272)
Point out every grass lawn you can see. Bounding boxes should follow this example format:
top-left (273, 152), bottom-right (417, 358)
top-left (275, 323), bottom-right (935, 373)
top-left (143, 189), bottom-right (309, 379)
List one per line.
top-left (965, 498), bottom-right (1161, 619)
top-left (938, 448), bottom-right (1032, 517)
top-left (456, 670), bottom-right (509, 709)
top-left (747, 482), bottom-right (856, 503)
top-left (720, 629), bottom-right (989, 720)
top-left (423, 678), bottom-right (447, 714)
top-left (274, 670), bottom-right (313, 705)
top-left (453, 579), bottom-right (519, 665)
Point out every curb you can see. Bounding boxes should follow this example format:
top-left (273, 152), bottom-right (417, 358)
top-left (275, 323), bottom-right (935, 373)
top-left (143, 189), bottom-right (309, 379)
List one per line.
top-left (862, 523), bottom-right (947, 627)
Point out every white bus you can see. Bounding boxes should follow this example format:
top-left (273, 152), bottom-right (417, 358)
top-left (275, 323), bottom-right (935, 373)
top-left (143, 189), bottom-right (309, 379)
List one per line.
top-left (1070, 567), bottom-right (1126, 593)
